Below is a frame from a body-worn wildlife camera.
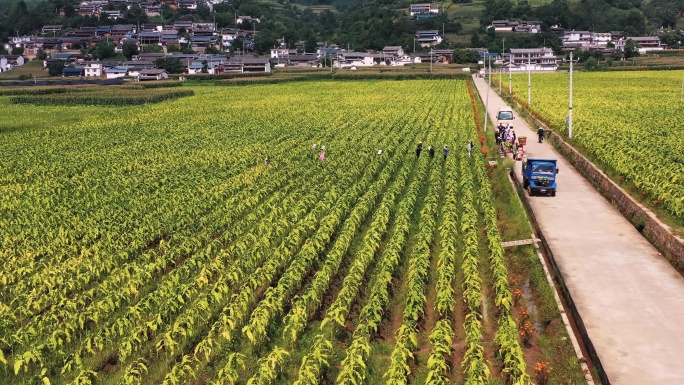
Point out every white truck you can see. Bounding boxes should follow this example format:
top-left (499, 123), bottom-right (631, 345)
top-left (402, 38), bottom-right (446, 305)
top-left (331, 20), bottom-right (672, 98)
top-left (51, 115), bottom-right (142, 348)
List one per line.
top-left (496, 107), bottom-right (515, 127)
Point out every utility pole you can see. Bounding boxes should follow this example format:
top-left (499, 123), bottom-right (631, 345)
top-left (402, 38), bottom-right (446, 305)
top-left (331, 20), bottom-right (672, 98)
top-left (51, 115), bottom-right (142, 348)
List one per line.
top-left (569, 51), bottom-right (574, 138)
top-left (500, 37), bottom-right (504, 94)
top-left (499, 66), bottom-right (502, 94)
top-left (509, 52), bottom-right (512, 93)
top-left (527, 55), bottom-right (531, 105)
top-left (484, 55), bottom-right (490, 132)
top-left (430, 49), bottom-right (433, 73)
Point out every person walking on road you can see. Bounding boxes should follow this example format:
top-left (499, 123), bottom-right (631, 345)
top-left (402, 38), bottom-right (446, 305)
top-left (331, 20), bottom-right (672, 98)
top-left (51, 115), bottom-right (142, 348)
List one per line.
top-left (428, 145), bottom-right (435, 159)
top-left (443, 145), bottom-right (449, 160)
top-left (538, 127), bottom-right (545, 143)
top-left (416, 141), bottom-right (423, 159)
top-left (467, 141), bottom-right (474, 157)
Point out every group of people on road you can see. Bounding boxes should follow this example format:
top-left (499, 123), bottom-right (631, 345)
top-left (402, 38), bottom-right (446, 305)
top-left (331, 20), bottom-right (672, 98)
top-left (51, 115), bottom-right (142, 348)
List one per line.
top-left (497, 123), bottom-right (522, 158)
top-left (496, 123), bottom-right (516, 149)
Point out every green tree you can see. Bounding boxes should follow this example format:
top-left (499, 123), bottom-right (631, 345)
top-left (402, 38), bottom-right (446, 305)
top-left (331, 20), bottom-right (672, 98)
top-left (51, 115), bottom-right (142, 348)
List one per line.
top-left (48, 60), bottom-right (65, 76)
top-left (659, 29), bottom-right (681, 48)
top-left (155, 57), bottom-right (185, 73)
top-left (624, 39), bottom-right (640, 59)
top-left (123, 5), bottom-right (147, 24)
top-left (122, 40), bottom-right (139, 60)
top-left (94, 39), bottom-right (116, 59)
top-left (36, 48), bottom-right (47, 60)
top-left (197, 3), bottom-right (210, 19)
top-left (453, 49), bottom-right (480, 63)
top-left (584, 57), bottom-right (598, 70)
top-left (11, 46), bottom-right (24, 55)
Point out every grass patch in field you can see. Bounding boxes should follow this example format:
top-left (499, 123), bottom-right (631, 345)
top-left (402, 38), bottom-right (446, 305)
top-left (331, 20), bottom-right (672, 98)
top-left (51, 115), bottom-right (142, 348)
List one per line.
top-left (0, 59), bottom-right (51, 80)
top-left (10, 87), bottom-right (194, 105)
top-left (293, 3), bottom-right (336, 13)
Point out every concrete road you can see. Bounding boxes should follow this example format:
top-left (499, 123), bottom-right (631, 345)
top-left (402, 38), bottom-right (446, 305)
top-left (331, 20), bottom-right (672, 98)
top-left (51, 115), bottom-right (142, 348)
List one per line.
top-left (472, 75), bottom-right (684, 385)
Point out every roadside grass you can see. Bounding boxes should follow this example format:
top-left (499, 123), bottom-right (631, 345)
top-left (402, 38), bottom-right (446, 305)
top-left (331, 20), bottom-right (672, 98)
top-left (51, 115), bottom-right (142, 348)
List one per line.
top-left (471, 79), bottom-right (590, 384)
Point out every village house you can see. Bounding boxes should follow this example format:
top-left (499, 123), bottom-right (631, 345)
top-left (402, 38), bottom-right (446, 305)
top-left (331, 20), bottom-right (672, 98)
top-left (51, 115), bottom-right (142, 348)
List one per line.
top-left (160, 31), bottom-right (179, 46)
top-left (287, 54), bottom-right (319, 67)
top-left (105, 65), bottom-right (130, 79)
top-left (83, 61), bottom-right (103, 77)
top-left (138, 32), bottom-right (161, 45)
top-left (174, 20), bottom-right (194, 32)
top-left (270, 47), bottom-right (298, 59)
top-left (392, 55), bottom-right (422, 66)
top-left (382, 46), bottom-right (405, 57)
top-left (236, 16), bottom-right (260, 24)
top-left (101, 10), bottom-right (121, 19)
top-left (489, 20), bottom-right (541, 34)
top-left (415, 30), bottom-right (442, 47)
top-left (187, 58), bottom-right (227, 74)
top-left (335, 52), bottom-right (374, 68)
top-left (41, 25), bottom-right (63, 35)
top-left (508, 47), bottom-right (558, 71)
top-left (122, 60), bottom-right (155, 76)
top-left (143, 5), bottom-right (160, 16)
top-left (138, 68), bottom-right (169, 81)
top-left (111, 24), bottom-right (137, 35)
top-left (627, 36), bottom-right (662, 53)
top-left (409, 3), bottom-right (439, 18)
top-left (0, 55), bottom-right (26, 72)
top-left (241, 58), bottom-right (271, 73)
top-left (62, 67), bottom-right (85, 77)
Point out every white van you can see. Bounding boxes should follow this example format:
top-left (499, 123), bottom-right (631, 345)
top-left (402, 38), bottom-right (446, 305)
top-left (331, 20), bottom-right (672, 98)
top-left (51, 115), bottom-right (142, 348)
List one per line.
top-left (497, 107), bottom-right (515, 126)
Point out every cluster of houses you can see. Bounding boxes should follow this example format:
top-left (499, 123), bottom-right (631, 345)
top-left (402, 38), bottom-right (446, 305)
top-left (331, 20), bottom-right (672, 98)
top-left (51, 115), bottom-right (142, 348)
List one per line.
top-left (5, 21), bottom-right (257, 59)
top-left (0, 55), bottom-right (26, 72)
top-left (270, 44), bottom-right (453, 69)
top-left (559, 30), bottom-right (661, 54)
top-left (45, 51), bottom-right (272, 79)
top-left (478, 20), bottom-right (667, 71)
top-left (43, 42), bottom-right (456, 79)
top-left (488, 20), bottom-right (663, 55)
top-left (61, 0), bottom-right (238, 18)
top-left (409, 3), bottom-right (440, 20)
top-left (480, 38), bottom-right (659, 73)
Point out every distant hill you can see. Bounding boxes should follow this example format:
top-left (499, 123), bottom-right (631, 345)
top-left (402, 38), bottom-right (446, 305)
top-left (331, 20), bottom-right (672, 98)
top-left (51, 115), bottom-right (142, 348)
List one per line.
top-left (0, 0), bottom-right (681, 55)
top-left (0, 0), bottom-right (39, 13)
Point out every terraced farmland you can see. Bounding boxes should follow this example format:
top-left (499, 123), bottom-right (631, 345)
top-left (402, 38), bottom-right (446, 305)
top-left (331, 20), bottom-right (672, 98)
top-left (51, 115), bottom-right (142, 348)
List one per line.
top-left (0, 79), bottom-right (584, 384)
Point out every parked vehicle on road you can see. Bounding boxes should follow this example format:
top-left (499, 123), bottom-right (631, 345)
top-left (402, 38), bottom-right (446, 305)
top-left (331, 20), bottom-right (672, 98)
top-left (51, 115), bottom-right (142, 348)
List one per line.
top-left (497, 107), bottom-right (515, 127)
top-left (523, 158), bottom-right (559, 196)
